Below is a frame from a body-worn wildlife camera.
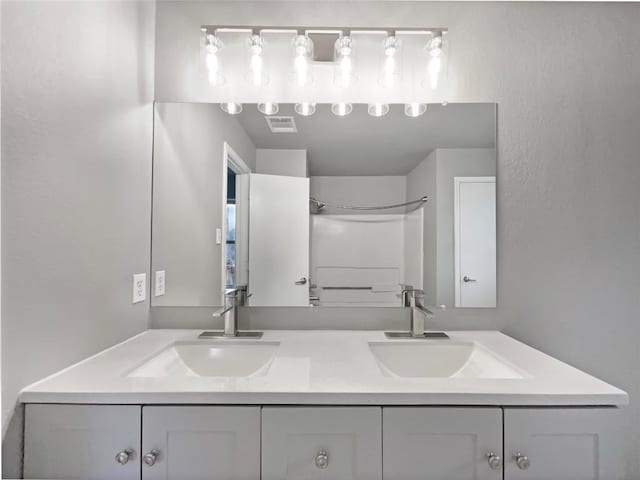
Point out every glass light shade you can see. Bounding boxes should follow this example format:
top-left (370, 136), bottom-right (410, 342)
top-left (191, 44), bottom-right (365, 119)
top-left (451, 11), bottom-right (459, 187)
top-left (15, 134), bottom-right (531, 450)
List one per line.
top-left (258, 102), bottom-right (279, 115)
top-left (367, 103), bottom-right (390, 117)
top-left (331, 103), bottom-right (353, 116)
top-left (294, 102), bottom-right (316, 116)
top-left (220, 102), bottom-right (243, 115)
top-left (404, 103), bottom-right (427, 117)
top-left (293, 35), bottom-right (313, 87)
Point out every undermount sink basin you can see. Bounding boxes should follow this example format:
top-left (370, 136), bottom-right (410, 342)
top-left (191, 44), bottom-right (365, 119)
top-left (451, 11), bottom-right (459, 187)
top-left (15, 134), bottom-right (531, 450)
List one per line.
top-left (127, 341), bottom-right (279, 378)
top-left (369, 341), bottom-right (526, 379)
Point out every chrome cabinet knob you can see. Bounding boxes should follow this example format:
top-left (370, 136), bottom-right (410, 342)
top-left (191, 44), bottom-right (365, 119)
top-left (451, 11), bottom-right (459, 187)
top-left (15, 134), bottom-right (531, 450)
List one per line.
top-left (115, 448), bottom-right (134, 465)
top-left (315, 450), bottom-right (329, 469)
top-left (486, 452), bottom-right (502, 470)
top-left (463, 276), bottom-right (477, 283)
top-left (515, 452), bottom-right (530, 470)
top-left (143, 449), bottom-right (160, 467)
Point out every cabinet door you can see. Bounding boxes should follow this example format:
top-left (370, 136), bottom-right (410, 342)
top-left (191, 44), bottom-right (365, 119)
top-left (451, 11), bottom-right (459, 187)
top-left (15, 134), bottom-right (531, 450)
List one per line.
top-left (262, 407), bottom-right (382, 480)
top-left (504, 408), bottom-right (623, 480)
top-left (24, 404), bottom-right (141, 480)
top-left (383, 407), bottom-right (503, 480)
top-left (141, 406), bottom-right (260, 480)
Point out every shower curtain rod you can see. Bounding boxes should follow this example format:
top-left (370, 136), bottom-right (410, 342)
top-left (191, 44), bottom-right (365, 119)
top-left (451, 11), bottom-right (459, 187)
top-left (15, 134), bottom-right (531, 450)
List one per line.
top-left (309, 195), bottom-right (428, 211)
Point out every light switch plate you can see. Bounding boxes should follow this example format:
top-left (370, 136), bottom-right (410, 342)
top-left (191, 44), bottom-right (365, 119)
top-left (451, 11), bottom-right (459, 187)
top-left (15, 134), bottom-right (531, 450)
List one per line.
top-left (133, 273), bottom-right (146, 303)
top-left (216, 228), bottom-right (222, 245)
top-left (155, 270), bottom-right (166, 297)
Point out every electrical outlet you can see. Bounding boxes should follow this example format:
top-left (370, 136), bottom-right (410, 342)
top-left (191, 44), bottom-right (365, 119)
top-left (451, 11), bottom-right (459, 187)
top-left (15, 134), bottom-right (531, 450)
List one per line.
top-left (155, 270), bottom-right (166, 297)
top-left (132, 273), bottom-right (146, 304)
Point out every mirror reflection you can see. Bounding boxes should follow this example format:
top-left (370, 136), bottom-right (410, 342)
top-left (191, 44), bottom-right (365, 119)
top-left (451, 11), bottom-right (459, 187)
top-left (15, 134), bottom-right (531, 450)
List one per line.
top-left (152, 103), bottom-right (496, 308)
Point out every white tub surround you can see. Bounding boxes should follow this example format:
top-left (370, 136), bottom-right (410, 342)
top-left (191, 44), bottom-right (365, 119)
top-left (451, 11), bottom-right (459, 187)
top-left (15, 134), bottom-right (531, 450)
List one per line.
top-left (19, 330), bottom-right (627, 406)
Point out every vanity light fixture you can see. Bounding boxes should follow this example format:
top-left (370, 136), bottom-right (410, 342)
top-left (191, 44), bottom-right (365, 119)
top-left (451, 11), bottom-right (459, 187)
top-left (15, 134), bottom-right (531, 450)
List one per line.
top-left (334, 36), bottom-right (353, 88)
top-left (404, 103), bottom-right (427, 117)
top-left (382, 36), bottom-right (400, 88)
top-left (258, 102), bottom-right (279, 115)
top-left (248, 34), bottom-right (265, 86)
top-left (426, 32), bottom-right (444, 89)
top-left (220, 102), bottom-right (243, 115)
top-left (368, 103), bottom-right (390, 117)
top-left (202, 30), bottom-right (224, 86)
top-left (295, 102), bottom-right (316, 116)
top-left (293, 35), bottom-right (313, 87)
top-left (331, 102), bottom-right (353, 116)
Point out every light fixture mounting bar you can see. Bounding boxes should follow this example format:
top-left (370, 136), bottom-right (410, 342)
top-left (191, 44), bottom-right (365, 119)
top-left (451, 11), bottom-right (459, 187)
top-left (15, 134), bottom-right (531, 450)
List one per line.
top-left (201, 25), bottom-right (448, 36)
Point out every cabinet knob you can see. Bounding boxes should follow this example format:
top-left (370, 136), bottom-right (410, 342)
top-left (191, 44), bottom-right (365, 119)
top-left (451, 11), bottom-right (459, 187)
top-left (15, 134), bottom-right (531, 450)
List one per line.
top-left (143, 449), bottom-right (160, 467)
top-left (486, 452), bottom-right (502, 470)
top-left (315, 450), bottom-right (329, 469)
top-left (115, 448), bottom-right (134, 465)
top-left (515, 452), bottom-right (530, 470)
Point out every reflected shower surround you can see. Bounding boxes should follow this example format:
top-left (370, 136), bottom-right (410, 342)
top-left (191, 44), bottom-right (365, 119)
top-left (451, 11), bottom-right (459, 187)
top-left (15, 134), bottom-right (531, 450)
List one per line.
top-left (199, 26), bottom-right (448, 107)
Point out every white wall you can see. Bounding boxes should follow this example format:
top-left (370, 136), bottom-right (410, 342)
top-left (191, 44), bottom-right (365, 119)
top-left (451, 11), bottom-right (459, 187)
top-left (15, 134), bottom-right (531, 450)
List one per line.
top-left (310, 176), bottom-right (407, 215)
top-left (154, 3), bottom-right (640, 476)
top-left (152, 102), bottom-right (256, 307)
top-left (256, 149), bottom-right (307, 177)
top-left (1, 1), bottom-right (156, 476)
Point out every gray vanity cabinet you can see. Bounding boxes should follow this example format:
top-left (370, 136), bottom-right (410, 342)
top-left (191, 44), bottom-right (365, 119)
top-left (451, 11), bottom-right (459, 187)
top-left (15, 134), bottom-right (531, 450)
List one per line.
top-left (141, 406), bottom-right (261, 480)
top-left (383, 407), bottom-right (503, 480)
top-left (24, 404), bottom-right (141, 480)
top-left (503, 408), bottom-right (623, 480)
top-left (261, 407), bottom-right (382, 480)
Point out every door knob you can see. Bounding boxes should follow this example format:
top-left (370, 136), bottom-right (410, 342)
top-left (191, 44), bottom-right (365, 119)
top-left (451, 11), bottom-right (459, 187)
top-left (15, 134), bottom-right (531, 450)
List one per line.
top-left (315, 450), bottom-right (329, 469)
top-left (115, 448), bottom-right (134, 465)
top-left (514, 452), bottom-right (530, 470)
top-left (295, 277), bottom-right (307, 285)
top-left (463, 276), bottom-right (477, 283)
top-left (143, 449), bottom-right (160, 466)
top-left (486, 452), bottom-right (502, 470)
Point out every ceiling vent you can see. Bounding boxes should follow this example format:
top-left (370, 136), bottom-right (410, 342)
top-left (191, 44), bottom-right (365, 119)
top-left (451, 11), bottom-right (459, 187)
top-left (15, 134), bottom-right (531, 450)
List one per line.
top-left (265, 116), bottom-right (297, 133)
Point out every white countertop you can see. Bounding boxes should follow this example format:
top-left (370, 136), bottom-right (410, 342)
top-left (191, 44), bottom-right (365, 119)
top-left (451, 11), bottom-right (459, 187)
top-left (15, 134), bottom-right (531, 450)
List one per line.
top-left (19, 330), bottom-right (628, 406)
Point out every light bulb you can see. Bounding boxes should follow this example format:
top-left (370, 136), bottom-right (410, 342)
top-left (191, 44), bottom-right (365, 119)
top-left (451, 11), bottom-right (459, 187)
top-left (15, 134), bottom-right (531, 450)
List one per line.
top-left (331, 103), bottom-right (353, 116)
top-left (293, 35), bottom-right (313, 87)
top-left (382, 36), bottom-right (399, 88)
top-left (204, 33), bottom-right (223, 86)
top-left (258, 102), bottom-right (279, 115)
top-left (368, 103), bottom-right (389, 117)
top-left (295, 102), bottom-right (316, 116)
top-left (404, 103), bottom-right (427, 117)
top-left (426, 33), bottom-right (443, 90)
top-left (249, 35), bottom-right (264, 86)
top-left (220, 103), bottom-right (242, 115)
top-left (428, 56), bottom-right (441, 89)
top-left (295, 54), bottom-right (308, 87)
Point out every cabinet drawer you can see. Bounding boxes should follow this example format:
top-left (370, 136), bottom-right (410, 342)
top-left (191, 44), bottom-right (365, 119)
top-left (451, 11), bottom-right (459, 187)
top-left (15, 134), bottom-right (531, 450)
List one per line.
top-left (262, 407), bottom-right (382, 480)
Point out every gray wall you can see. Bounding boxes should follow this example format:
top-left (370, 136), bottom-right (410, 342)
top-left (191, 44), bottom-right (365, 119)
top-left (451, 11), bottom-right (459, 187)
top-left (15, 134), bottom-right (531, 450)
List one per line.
top-left (433, 148), bottom-right (496, 306)
top-left (154, 2), bottom-right (640, 476)
top-left (1, 1), bottom-right (156, 476)
top-left (152, 103), bottom-right (256, 307)
top-left (406, 150), bottom-right (438, 305)
top-left (256, 149), bottom-right (308, 177)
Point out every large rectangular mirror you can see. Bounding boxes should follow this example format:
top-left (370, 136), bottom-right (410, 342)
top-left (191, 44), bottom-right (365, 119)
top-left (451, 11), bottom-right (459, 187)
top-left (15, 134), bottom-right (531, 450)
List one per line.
top-left (152, 102), bottom-right (496, 309)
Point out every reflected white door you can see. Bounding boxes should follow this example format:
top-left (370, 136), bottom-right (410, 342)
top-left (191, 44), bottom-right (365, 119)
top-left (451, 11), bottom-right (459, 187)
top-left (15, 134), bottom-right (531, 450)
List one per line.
top-left (249, 174), bottom-right (309, 306)
top-left (454, 177), bottom-right (496, 307)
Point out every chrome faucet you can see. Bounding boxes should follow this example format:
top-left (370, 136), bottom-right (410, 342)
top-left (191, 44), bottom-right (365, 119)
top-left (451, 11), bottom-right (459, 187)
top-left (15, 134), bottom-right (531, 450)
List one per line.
top-left (198, 286), bottom-right (263, 339)
top-left (385, 286), bottom-right (448, 339)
